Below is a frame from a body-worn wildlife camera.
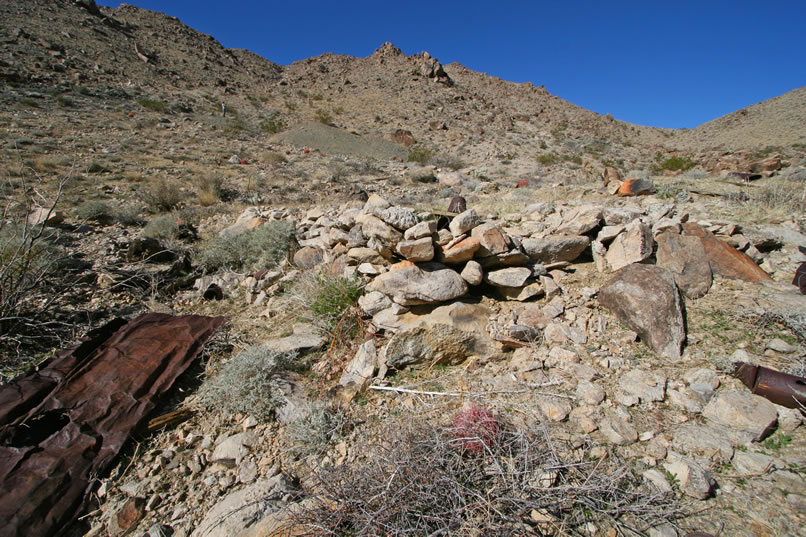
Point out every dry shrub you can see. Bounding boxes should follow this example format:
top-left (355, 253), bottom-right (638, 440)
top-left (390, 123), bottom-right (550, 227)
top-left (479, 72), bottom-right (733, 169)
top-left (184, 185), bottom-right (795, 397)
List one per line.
top-left (754, 179), bottom-right (806, 214)
top-left (292, 416), bottom-right (686, 536)
top-left (1, 175), bottom-right (82, 372)
top-left (261, 151), bottom-right (288, 165)
top-left (194, 174), bottom-right (223, 206)
top-left (197, 220), bottom-right (295, 273)
top-left (143, 180), bottom-right (182, 212)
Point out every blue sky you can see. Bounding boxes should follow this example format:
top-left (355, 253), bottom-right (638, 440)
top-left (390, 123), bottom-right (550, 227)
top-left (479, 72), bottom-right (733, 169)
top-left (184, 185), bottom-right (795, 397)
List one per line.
top-left (101, 1), bottom-right (805, 129)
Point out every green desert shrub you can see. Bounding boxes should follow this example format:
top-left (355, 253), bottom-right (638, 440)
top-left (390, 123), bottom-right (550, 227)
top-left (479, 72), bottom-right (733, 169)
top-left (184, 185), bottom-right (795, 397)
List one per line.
top-left (198, 220), bottom-right (295, 273)
top-left (292, 272), bottom-right (364, 337)
top-left (143, 214), bottom-right (179, 240)
top-left (260, 111), bottom-right (287, 133)
top-left (75, 200), bottom-right (115, 224)
top-left (137, 98), bottom-right (169, 112)
top-left (536, 153), bottom-right (557, 166)
top-left (197, 345), bottom-right (297, 422)
top-left (407, 146), bottom-right (435, 164)
top-left (314, 109), bottom-right (333, 125)
top-left (652, 153), bottom-right (696, 173)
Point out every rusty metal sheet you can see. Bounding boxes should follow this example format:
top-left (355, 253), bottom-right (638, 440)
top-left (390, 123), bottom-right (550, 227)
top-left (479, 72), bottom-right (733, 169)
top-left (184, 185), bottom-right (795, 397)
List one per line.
top-left (0, 313), bottom-right (227, 537)
top-left (734, 361), bottom-right (806, 409)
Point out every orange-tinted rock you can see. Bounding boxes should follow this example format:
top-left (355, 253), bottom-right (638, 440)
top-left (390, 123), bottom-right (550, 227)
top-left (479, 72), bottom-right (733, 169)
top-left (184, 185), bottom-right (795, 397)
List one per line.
top-left (388, 260), bottom-right (416, 272)
top-left (113, 497), bottom-right (145, 536)
top-left (682, 223), bottom-right (772, 282)
top-left (440, 237), bottom-right (480, 264)
top-left (617, 178), bottom-right (655, 196)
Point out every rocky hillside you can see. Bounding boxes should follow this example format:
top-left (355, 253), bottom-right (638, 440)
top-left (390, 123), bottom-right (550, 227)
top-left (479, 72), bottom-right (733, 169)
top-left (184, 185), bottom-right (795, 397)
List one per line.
top-left (679, 86), bottom-right (806, 150)
top-left (1, 2), bottom-right (806, 537)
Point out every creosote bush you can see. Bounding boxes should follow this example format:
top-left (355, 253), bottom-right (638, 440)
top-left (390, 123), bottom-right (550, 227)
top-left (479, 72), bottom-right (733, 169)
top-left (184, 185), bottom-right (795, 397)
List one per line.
top-left (291, 272), bottom-right (365, 338)
top-left (407, 146), bottom-right (435, 164)
top-left (651, 153), bottom-right (696, 173)
top-left (197, 345), bottom-right (297, 422)
top-left (143, 214), bottom-right (179, 240)
top-left (198, 220), bottom-right (295, 273)
top-left (314, 109), bottom-right (333, 125)
top-left (136, 98), bottom-right (168, 112)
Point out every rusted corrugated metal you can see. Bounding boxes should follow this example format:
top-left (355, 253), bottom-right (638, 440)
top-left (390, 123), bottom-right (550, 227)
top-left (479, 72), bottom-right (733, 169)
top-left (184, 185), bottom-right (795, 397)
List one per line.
top-left (0, 313), bottom-right (227, 537)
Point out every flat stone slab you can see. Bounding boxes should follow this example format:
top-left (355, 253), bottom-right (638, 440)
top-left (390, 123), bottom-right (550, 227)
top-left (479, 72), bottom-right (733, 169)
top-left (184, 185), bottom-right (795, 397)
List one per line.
top-left (702, 390), bottom-right (779, 442)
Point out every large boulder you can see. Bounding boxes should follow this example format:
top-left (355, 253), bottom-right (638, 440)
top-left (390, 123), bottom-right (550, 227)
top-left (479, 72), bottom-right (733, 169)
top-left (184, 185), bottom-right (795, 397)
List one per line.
top-left (521, 235), bottom-right (590, 264)
top-left (556, 205), bottom-right (603, 235)
top-left (617, 178), bottom-right (655, 196)
top-left (484, 267), bottom-right (532, 288)
top-left (357, 214), bottom-right (402, 244)
top-left (682, 223), bottom-right (772, 282)
top-left (396, 237), bottom-right (435, 262)
top-left (379, 206), bottom-right (418, 231)
top-left (339, 340), bottom-right (378, 401)
top-left (367, 261), bottom-right (467, 305)
top-left (655, 232), bottom-right (712, 298)
top-left (191, 474), bottom-right (293, 537)
top-left (293, 246), bottom-right (324, 268)
top-left (439, 237), bottom-right (480, 264)
top-left (599, 264), bottom-right (686, 360)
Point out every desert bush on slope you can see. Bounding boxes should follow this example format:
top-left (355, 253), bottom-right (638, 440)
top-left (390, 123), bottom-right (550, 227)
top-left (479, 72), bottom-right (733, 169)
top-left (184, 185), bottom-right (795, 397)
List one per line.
top-left (197, 345), bottom-right (298, 422)
top-left (1, 175), bottom-right (74, 372)
top-left (197, 220), bottom-right (295, 273)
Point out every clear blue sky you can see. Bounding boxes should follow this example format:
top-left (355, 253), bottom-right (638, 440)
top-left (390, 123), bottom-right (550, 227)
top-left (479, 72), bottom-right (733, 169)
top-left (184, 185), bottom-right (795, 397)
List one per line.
top-left (101, 0), bottom-right (805, 129)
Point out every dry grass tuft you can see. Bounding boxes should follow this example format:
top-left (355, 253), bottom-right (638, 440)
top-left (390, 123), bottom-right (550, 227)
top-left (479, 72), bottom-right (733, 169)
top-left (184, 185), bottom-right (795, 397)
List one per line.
top-left (194, 174), bottom-right (223, 206)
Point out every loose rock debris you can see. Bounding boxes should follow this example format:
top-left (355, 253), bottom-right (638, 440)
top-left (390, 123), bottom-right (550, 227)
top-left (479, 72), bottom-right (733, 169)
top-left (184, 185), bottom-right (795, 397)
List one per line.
top-left (0, 313), bottom-right (227, 537)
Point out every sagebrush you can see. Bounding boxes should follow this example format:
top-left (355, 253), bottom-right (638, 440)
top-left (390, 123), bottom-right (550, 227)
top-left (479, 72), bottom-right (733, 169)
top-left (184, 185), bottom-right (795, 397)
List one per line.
top-left (198, 220), bottom-right (295, 273)
top-left (197, 345), bottom-right (298, 422)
